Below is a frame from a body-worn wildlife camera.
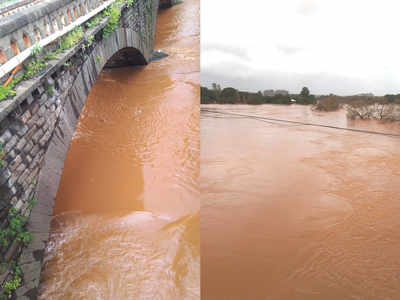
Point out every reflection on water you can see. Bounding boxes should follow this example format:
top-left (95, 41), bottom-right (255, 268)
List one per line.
top-left (201, 104), bottom-right (400, 300)
top-left (39, 0), bottom-right (199, 299)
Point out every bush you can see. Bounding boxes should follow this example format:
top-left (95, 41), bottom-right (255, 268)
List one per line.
top-left (59, 27), bottom-right (84, 51)
top-left (314, 96), bottom-right (341, 111)
top-left (0, 75), bottom-right (23, 101)
top-left (24, 58), bottom-right (47, 80)
top-left (0, 86), bottom-right (16, 101)
top-left (345, 98), bottom-right (400, 121)
top-left (219, 87), bottom-right (239, 103)
top-left (86, 15), bottom-right (101, 28)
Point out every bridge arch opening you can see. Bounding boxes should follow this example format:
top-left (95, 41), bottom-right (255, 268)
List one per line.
top-left (104, 47), bottom-right (147, 68)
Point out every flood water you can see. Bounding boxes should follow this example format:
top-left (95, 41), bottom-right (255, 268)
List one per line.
top-left (201, 104), bottom-right (400, 300)
top-left (39, 1), bottom-right (199, 299)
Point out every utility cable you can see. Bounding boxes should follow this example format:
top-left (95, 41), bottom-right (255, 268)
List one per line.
top-left (201, 108), bottom-right (400, 138)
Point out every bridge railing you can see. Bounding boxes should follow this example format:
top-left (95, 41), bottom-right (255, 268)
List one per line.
top-left (0, 0), bottom-right (23, 8)
top-left (0, 0), bottom-right (40, 17)
top-left (0, 0), bottom-right (115, 78)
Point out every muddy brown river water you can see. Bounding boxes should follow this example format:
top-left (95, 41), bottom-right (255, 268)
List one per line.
top-left (201, 104), bottom-right (400, 300)
top-left (38, 1), bottom-right (199, 299)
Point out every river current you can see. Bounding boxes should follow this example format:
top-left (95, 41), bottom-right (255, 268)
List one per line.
top-left (39, 1), bottom-right (199, 299)
top-left (201, 104), bottom-right (400, 300)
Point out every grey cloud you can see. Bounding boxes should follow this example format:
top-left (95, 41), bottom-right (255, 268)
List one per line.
top-left (202, 43), bottom-right (251, 61)
top-left (201, 64), bottom-right (393, 96)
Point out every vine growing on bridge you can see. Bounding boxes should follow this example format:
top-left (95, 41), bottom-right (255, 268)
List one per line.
top-left (102, 0), bottom-right (123, 38)
top-left (58, 27), bottom-right (84, 51)
top-left (0, 200), bottom-right (36, 299)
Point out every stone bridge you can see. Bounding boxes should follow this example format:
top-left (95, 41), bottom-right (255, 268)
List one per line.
top-left (0, 0), bottom-right (172, 298)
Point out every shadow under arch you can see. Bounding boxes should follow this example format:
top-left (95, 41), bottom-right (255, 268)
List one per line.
top-left (105, 47), bottom-right (147, 68)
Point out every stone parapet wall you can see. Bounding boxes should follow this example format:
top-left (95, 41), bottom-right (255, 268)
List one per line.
top-left (0, 0), bottom-right (105, 67)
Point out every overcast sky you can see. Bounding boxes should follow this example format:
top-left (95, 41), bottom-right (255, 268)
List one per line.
top-left (201, 0), bottom-right (400, 96)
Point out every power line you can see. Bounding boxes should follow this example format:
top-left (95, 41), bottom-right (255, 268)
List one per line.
top-left (201, 108), bottom-right (400, 138)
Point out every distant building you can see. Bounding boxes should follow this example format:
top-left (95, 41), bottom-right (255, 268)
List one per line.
top-left (275, 90), bottom-right (289, 96)
top-left (263, 89), bottom-right (275, 97)
top-left (356, 93), bottom-right (374, 97)
top-left (263, 89), bottom-right (289, 96)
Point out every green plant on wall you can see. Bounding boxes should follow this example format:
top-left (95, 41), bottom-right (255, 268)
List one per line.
top-left (59, 26), bottom-right (84, 51)
top-left (86, 15), bottom-right (101, 28)
top-left (0, 74), bottom-right (22, 101)
top-left (30, 44), bottom-right (42, 58)
top-left (0, 207), bottom-right (32, 248)
top-left (0, 200), bottom-right (36, 297)
top-left (24, 43), bottom-right (47, 80)
top-left (3, 275), bottom-right (21, 295)
top-left (102, 0), bottom-right (122, 38)
top-left (43, 51), bottom-right (58, 61)
top-left (23, 59), bottom-right (47, 80)
top-left (1, 259), bottom-right (22, 297)
top-left (87, 35), bottom-right (94, 47)
top-left (0, 86), bottom-right (16, 102)
top-left (46, 85), bottom-right (54, 96)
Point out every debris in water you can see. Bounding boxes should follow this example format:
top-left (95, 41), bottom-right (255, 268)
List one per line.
top-left (150, 50), bottom-right (169, 61)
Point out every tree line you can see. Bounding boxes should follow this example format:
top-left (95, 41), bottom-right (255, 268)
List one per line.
top-left (201, 84), bottom-right (316, 105)
top-left (201, 84), bottom-right (400, 121)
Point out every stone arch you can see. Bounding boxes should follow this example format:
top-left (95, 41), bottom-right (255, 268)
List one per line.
top-left (29, 28), bottom-right (151, 264)
top-left (105, 47), bottom-right (147, 68)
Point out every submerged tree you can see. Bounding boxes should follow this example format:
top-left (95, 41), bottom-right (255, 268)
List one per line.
top-left (300, 87), bottom-right (310, 97)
